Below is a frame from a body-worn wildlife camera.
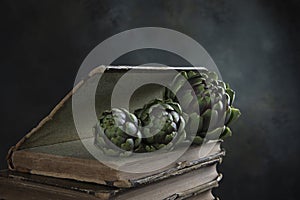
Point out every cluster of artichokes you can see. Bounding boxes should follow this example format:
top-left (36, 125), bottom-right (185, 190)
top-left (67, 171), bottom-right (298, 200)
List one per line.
top-left (94, 69), bottom-right (241, 155)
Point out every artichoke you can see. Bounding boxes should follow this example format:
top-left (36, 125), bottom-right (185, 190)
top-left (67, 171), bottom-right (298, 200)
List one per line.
top-left (94, 108), bottom-right (142, 156)
top-left (164, 69), bottom-right (241, 144)
top-left (134, 99), bottom-right (186, 152)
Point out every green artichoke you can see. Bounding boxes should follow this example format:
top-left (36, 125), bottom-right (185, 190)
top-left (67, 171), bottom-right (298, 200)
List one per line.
top-left (134, 99), bottom-right (186, 152)
top-left (94, 108), bottom-right (142, 156)
top-left (164, 70), bottom-right (241, 144)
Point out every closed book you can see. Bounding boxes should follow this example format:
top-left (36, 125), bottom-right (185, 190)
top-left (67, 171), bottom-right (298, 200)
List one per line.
top-left (0, 165), bottom-right (222, 200)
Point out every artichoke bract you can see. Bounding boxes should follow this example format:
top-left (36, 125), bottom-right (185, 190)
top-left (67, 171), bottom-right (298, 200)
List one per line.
top-left (134, 99), bottom-right (186, 152)
top-left (164, 69), bottom-right (241, 144)
top-left (94, 108), bottom-right (142, 156)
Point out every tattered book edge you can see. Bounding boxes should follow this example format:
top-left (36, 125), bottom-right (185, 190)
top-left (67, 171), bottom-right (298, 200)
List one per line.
top-left (128, 150), bottom-right (224, 187)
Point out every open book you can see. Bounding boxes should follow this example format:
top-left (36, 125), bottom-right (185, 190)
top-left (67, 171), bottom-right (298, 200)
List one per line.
top-left (7, 66), bottom-right (224, 188)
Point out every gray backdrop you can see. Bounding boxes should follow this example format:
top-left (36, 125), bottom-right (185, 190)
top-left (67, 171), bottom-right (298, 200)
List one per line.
top-left (0, 0), bottom-right (299, 199)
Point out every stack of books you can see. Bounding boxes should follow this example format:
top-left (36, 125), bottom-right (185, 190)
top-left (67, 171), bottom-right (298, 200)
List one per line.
top-left (1, 66), bottom-right (226, 199)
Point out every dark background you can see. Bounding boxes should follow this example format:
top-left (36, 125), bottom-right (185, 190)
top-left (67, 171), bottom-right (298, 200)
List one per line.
top-left (1, 0), bottom-right (299, 199)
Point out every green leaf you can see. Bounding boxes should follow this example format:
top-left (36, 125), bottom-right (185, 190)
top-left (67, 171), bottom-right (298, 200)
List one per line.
top-left (189, 76), bottom-right (205, 86)
top-left (135, 131), bottom-right (142, 147)
top-left (213, 101), bottom-right (224, 112)
top-left (226, 88), bottom-right (235, 105)
top-left (145, 145), bottom-right (156, 152)
top-left (226, 107), bottom-right (241, 126)
top-left (193, 136), bottom-right (204, 145)
top-left (168, 102), bottom-right (182, 114)
top-left (178, 116), bottom-right (185, 133)
top-left (121, 139), bottom-right (134, 151)
top-left (165, 133), bottom-right (174, 143)
top-left (111, 136), bottom-right (122, 146)
top-left (220, 126), bottom-right (232, 139)
top-left (171, 111), bottom-right (180, 123)
top-left (155, 144), bottom-right (166, 149)
top-left (206, 126), bottom-right (225, 140)
top-left (208, 71), bottom-right (218, 80)
top-left (125, 122), bottom-right (137, 135)
top-left (217, 80), bottom-right (226, 89)
top-left (187, 71), bottom-right (198, 78)
top-left (210, 109), bottom-right (219, 128)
